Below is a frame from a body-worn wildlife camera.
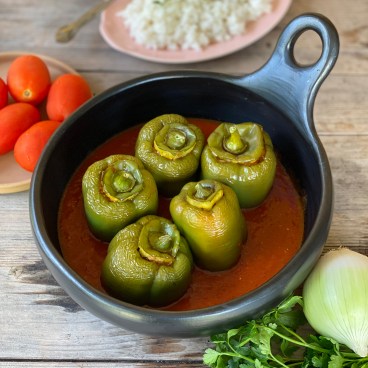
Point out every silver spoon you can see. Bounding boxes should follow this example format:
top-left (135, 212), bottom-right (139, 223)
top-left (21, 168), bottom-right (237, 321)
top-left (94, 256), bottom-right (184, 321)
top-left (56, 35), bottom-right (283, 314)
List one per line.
top-left (55, 0), bottom-right (114, 43)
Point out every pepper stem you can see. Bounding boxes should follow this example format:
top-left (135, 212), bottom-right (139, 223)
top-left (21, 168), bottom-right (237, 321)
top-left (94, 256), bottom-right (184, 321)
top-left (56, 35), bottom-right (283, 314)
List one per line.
top-left (138, 218), bottom-right (180, 266)
top-left (153, 121), bottom-right (197, 160)
top-left (101, 158), bottom-right (144, 202)
top-left (149, 233), bottom-right (172, 252)
top-left (223, 125), bottom-right (247, 154)
top-left (186, 180), bottom-right (224, 210)
top-left (194, 182), bottom-right (214, 200)
top-left (112, 172), bottom-right (136, 193)
top-left (166, 129), bottom-right (187, 150)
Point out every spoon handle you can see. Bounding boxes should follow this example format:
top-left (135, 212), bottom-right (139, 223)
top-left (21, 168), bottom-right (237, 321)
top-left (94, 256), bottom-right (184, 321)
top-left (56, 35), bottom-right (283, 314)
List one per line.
top-left (56, 0), bottom-right (114, 43)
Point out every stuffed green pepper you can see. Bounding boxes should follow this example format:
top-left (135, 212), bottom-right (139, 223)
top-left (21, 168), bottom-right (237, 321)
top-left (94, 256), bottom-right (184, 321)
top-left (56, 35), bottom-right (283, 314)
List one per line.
top-left (170, 179), bottom-right (246, 272)
top-left (82, 154), bottom-right (158, 242)
top-left (101, 215), bottom-right (193, 307)
top-left (201, 122), bottom-right (277, 208)
top-left (135, 114), bottom-right (205, 197)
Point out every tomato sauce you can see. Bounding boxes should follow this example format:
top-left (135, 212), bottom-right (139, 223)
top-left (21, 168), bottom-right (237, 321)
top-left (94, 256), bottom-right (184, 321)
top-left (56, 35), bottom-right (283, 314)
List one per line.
top-left (58, 119), bottom-right (304, 311)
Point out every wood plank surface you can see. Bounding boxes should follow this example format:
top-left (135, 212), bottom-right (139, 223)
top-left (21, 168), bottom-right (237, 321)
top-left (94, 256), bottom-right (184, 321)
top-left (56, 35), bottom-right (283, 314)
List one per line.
top-left (0, 0), bottom-right (367, 366)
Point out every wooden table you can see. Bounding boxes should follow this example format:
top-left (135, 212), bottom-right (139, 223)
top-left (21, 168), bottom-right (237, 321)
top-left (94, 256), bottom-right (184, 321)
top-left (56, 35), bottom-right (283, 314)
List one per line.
top-left (1, 0), bottom-right (367, 366)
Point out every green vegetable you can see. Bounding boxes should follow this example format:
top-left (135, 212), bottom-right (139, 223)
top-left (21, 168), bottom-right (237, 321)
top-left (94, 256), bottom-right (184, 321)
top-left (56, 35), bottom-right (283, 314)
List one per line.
top-left (101, 215), bottom-right (193, 307)
top-left (203, 295), bottom-right (368, 368)
top-left (303, 248), bottom-right (368, 357)
top-left (82, 154), bottom-right (158, 242)
top-left (201, 122), bottom-right (277, 208)
top-left (170, 179), bottom-right (246, 271)
top-left (135, 114), bottom-right (205, 197)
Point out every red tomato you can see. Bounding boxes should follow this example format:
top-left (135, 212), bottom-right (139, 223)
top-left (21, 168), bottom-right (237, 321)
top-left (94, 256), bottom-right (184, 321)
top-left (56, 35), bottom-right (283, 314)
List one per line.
top-left (0, 77), bottom-right (8, 109)
top-left (0, 102), bottom-right (41, 155)
top-left (14, 120), bottom-right (61, 172)
top-left (46, 74), bottom-right (92, 122)
top-left (7, 54), bottom-right (51, 105)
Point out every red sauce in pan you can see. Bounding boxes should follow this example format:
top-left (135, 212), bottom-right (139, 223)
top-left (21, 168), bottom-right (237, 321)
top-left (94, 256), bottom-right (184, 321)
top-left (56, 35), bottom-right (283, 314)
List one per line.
top-left (58, 119), bottom-right (304, 311)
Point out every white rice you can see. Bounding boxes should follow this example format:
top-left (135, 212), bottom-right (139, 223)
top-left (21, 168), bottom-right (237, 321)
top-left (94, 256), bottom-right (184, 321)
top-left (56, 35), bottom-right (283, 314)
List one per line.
top-left (118, 0), bottom-right (272, 51)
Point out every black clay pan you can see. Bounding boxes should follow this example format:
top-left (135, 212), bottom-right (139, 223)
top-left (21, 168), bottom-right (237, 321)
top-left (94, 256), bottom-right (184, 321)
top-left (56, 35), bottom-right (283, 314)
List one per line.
top-left (30, 13), bottom-right (339, 337)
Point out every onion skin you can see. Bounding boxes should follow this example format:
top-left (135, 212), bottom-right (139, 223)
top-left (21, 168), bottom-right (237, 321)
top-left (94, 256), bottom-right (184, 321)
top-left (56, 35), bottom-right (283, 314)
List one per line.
top-left (303, 248), bottom-right (368, 357)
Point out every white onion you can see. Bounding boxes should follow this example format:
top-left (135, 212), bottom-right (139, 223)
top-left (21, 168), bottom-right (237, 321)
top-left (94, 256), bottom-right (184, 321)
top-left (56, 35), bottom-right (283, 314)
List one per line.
top-left (303, 248), bottom-right (368, 357)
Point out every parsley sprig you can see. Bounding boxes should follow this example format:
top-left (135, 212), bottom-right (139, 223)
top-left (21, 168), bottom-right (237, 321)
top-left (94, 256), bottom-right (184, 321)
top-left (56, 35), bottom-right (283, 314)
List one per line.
top-left (203, 296), bottom-right (368, 368)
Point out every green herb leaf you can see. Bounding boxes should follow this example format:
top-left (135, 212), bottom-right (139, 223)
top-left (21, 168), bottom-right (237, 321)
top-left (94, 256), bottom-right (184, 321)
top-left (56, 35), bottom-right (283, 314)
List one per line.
top-left (329, 355), bottom-right (344, 368)
top-left (203, 295), bottom-right (368, 368)
top-left (203, 348), bottom-right (221, 366)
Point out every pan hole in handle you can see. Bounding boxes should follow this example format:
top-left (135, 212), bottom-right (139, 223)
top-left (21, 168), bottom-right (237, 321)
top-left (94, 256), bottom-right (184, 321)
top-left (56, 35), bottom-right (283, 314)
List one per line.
top-left (236, 14), bottom-right (339, 135)
top-left (277, 13), bottom-right (339, 85)
top-left (292, 30), bottom-right (323, 67)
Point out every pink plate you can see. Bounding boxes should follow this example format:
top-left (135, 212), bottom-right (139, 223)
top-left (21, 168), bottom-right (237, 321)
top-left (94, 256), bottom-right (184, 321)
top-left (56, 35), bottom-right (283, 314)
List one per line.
top-left (0, 51), bottom-right (77, 194)
top-left (99, 0), bottom-right (292, 64)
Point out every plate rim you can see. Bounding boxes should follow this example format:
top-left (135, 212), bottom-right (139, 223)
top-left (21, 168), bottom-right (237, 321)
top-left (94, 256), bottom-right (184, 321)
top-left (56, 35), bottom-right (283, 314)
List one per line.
top-left (99, 0), bottom-right (292, 64)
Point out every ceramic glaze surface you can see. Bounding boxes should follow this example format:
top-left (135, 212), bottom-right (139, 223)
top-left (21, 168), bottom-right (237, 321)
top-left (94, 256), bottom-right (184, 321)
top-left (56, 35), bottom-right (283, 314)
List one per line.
top-left (30, 14), bottom-right (339, 337)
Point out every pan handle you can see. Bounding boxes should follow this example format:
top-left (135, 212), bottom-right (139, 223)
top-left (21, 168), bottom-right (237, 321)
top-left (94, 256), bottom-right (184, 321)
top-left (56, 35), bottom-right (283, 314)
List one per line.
top-left (235, 13), bottom-right (339, 135)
